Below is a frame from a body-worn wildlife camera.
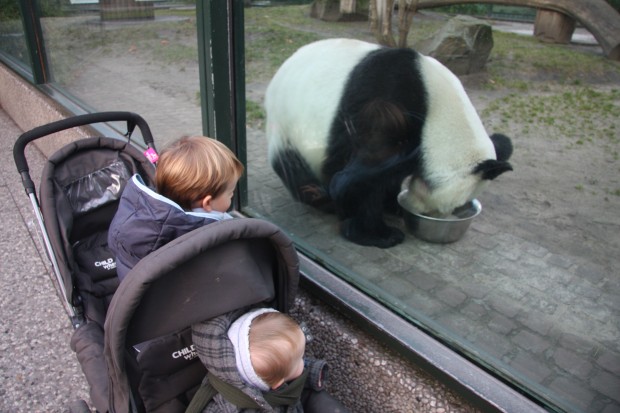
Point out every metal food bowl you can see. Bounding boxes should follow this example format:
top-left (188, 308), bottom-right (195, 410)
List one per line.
top-left (398, 191), bottom-right (482, 244)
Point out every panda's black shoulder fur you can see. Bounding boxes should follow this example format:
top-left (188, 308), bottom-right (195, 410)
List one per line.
top-left (322, 47), bottom-right (429, 182)
top-left (344, 47), bottom-right (425, 97)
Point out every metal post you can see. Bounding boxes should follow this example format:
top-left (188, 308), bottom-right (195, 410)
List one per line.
top-left (17, 0), bottom-right (50, 83)
top-left (196, 0), bottom-right (247, 208)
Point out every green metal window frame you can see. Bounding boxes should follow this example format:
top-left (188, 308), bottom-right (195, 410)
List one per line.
top-left (21, 1), bottom-right (48, 83)
top-left (196, 0), bottom-right (248, 209)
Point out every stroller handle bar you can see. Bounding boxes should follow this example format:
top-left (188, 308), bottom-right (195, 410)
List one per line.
top-left (13, 111), bottom-right (156, 194)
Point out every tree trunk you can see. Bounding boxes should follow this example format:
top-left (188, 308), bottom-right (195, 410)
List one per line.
top-left (340, 0), bottom-right (357, 14)
top-left (311, 0), bottom-right (367, 21)
top-left (370, 0), bottom-right (397, 47)
top-left (397, 0), bottom-right (418, 48)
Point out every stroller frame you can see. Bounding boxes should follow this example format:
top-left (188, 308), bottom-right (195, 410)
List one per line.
top-left (13, 112), bottom-right (346, 413)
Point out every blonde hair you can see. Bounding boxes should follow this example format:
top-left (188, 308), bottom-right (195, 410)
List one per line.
top-left (155, 136), bottom-right (244, 210)
top-left (249, 312), bottom-right (304, 389)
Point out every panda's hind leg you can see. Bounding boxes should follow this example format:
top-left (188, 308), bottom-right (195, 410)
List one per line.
top-left (271, 147), bottom-right (334, 212)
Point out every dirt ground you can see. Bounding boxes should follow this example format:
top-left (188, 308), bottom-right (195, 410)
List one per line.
top-left (459, 38), bottom-right (620, 272)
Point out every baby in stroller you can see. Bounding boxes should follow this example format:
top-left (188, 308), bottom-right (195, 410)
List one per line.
top-left (190, 307), bottom-right (342, 412)
top-left (108, 135), bottom-right (244, 280)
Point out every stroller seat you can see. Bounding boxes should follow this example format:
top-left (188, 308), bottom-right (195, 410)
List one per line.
top-left (51, 136), bottom-right (158, 412)
top-left (43, 137), bottom-right (156, 327)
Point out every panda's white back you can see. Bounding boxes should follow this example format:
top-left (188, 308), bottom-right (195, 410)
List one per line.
top-left (419, 55), bottom-right (495, 169)
top-left (414, 55), bottom-right (497, 213)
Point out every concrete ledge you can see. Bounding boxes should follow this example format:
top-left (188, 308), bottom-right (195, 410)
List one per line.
top-left (296, 255), bottom-right (549, 413)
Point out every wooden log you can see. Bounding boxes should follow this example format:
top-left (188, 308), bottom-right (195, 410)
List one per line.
top-left (414, 0), bottom-right (620, 60)
top-left (534, 9), bottom-right (575, 44)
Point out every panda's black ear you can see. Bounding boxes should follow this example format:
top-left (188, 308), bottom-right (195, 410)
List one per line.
top-left (490, 133), bottom-right (513, 161)
top-left (474, 159), bottom-right (513, 181)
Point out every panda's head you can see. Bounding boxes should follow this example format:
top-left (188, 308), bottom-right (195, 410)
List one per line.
top-left (403, 55), bottom-right (513, 215)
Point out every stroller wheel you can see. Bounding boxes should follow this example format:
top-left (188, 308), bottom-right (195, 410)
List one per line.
top-left (66, 399), bottom-right (92, 413)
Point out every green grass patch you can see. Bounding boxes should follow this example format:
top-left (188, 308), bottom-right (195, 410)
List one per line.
top-left (487, 31), bottom-right (618, 89)
top-left (482, 86), bottom-right (620, 147)
top-left (245, 6), bottom-right (341, 81)
top-left (246, 99), bottom-right (266, 128)
top-left (151, 42), bottom-right (196, 65)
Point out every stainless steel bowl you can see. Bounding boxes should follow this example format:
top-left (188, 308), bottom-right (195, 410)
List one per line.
top-left (398, 192), bottom-right (482, 244)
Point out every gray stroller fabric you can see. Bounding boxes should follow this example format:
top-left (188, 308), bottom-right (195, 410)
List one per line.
top-left (104, 218), bottom-right (300, 413)
top-left (40, 136), bottom-right (156, 413)
top-left (40, 136), bottom-right (156, 326)
top-left (70, 321), bottom-right (109, 412)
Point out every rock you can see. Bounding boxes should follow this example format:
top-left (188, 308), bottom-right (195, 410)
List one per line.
top-left (414, 15), bottom-right (493, 75)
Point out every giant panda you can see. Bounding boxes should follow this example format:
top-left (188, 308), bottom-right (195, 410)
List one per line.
top-left (265, 38), bottom-right (513, 248)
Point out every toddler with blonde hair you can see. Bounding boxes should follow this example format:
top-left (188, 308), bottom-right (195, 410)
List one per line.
top-left (156, 136), bottom-right (243, 214)
top-left (108, 135), bottom-right (244, 280)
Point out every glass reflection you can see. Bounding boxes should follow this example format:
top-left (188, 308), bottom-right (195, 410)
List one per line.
top-left (0, 0), bottom-right (30, 68)
top-left (37, 0), bottom-right (202, 145)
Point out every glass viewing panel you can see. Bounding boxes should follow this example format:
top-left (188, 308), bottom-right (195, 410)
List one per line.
top-left (4, 2), bottom-right (618, 412)
top-left (242, 4), bottom-right (620, 413)
top-left (37, 0), bottom-right (202, 145)
top-left (0, 0), bottom-right (31, 68)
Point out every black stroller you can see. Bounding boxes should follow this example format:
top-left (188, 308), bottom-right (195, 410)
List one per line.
top-left (14, 112), bottom-right (345, 413)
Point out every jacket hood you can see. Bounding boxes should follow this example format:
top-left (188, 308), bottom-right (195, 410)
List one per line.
top-left (192, 309), bottom-right (276, 412)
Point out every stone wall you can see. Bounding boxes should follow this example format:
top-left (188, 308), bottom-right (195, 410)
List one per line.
top-left (0, 64), bottom-right (90, 158)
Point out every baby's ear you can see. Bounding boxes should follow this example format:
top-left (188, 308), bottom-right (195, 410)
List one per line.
top-left (272, 379), bottom-right (285, 390)
top-left (199, 195), bottom-right (214, 212)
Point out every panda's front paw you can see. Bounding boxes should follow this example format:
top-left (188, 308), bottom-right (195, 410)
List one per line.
top-left (375, 227), bottom-right (405, 248)
top-left (341, 219), bottom-right (405, 248)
